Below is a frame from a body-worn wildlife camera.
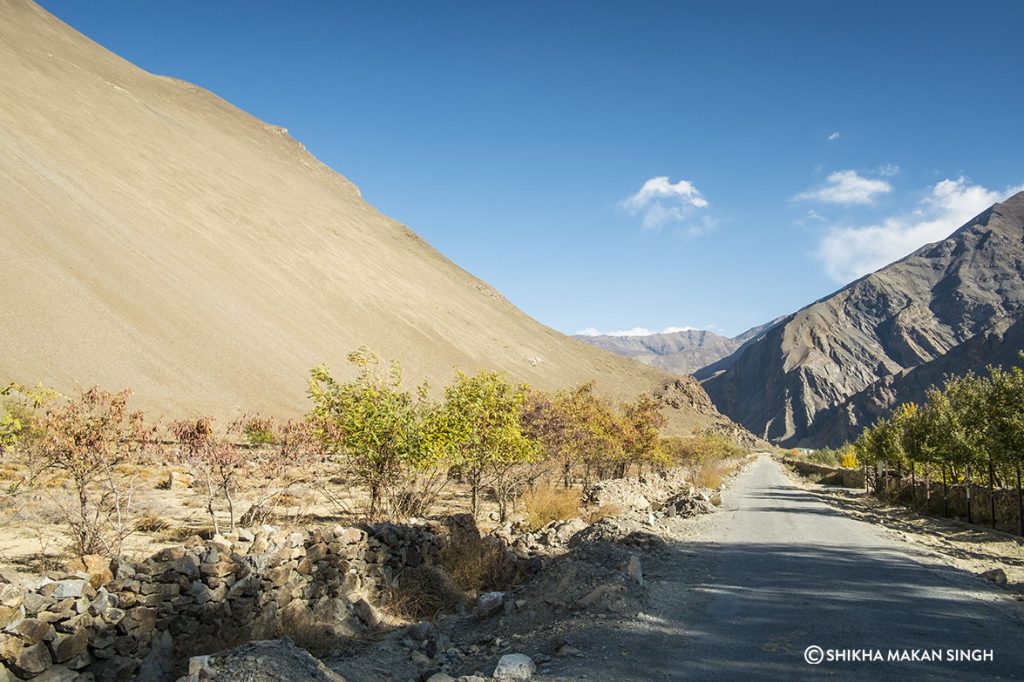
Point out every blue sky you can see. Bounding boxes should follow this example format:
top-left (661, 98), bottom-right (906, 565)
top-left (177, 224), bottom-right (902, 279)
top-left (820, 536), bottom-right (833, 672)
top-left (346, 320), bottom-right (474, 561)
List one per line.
top-left (40, 1), bottom-right (1024, 337)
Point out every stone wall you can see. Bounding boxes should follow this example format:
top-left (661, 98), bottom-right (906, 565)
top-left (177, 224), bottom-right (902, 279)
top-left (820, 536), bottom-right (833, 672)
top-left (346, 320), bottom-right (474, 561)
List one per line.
top-left (785, 457), bottom-right (1024, 534)
top-left (0, 515), bottom-right (487, 681)
top-left (882, 479), bottom-right (1024, 533)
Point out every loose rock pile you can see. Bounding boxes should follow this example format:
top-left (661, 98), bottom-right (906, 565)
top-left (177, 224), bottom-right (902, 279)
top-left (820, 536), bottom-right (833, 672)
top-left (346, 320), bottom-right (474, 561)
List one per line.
top-left (583, 469), bottom-right (693, 512)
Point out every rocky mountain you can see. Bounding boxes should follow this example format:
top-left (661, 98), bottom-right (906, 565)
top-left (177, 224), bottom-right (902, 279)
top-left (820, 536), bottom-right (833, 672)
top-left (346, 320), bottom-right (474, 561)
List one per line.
top-left (702, 192), bottom-right (1024, 444)
top-left (0, 0), bottom-right (734, 434)
top-left (574, 329), bottom-right (743, 375)
top-left (805, 316), bottom-right (1024, 447)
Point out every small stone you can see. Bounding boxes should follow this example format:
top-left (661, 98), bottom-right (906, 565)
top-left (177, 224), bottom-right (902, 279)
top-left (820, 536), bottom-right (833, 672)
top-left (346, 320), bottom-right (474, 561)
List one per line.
top-left (169, 555), bottom-right (200, 578)
top-left (980, 568), bottom-right (1008, 586)
top-left (14, 618), bottom-right (52, 645)
top-left (426, 674), bottom-right (455, 682)
top-left (189, 581), bottom-right (213, 604)
top-left (627, 555), bottom-right (644, 587)
top-left (410, 650), bottom-right (431, 665)
top-left (352, 598), bottom-right (379, 628)
top-left (50, 628), bottom-right (88, 662)
top-left (337, 527), bottom-right (364, 545)
top-left (65, 555), bottom-right (113, 589)
top-left (9, 641), bottom-right (52, 677)
top-left (408, 621), bottom-right (434, 641)
top-left (493, 653), bottom-right (536, 680)
top-left (50, 581), bottom-right (87, 600)
top-left (476, 591), bottom-right (505, 617)
top-left (557, 644), bottom-right (582, 657)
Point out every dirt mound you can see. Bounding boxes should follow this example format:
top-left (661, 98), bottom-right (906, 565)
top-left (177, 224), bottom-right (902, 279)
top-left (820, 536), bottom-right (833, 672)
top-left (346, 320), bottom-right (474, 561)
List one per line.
top-left (180, 637), bottom-right (346, 681)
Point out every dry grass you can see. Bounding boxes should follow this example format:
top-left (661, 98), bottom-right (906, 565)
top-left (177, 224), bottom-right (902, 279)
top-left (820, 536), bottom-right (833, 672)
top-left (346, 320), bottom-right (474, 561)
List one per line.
top-left (276, 493), bottom-right (303, 508)
top-left (694, 461), bottom-right (737, 490)
top-left (582, 503), bottom-right (622, 524)
top-left (383, 565), bottom-right (465, 621)
top-left (521, 483), bottom-right (581, 531)
top-left (440, 535), bottom-right (510, 594)
top-left (135, 513), bottom-right (169, 533)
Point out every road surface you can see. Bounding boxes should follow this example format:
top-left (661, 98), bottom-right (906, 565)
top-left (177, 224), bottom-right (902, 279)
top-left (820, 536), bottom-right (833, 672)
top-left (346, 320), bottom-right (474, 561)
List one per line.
top-left (557, 454), bottom-right (1024, 680)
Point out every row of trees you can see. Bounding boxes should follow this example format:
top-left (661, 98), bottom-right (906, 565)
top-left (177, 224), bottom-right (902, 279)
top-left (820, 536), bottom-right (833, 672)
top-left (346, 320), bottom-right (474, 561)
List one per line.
top-left (3, 348), bottom-right (724, 557)
top-left (307, 347), bottom-right (670, 521)
top-left (852, 362), bottom-right (1024, 534)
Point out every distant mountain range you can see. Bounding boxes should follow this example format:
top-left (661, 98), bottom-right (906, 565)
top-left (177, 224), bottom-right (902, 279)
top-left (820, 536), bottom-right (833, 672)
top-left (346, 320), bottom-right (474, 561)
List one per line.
top-left (574, 320), bottom-right (782, 376)
top-left (584, 192), bottom-right (1024, 447)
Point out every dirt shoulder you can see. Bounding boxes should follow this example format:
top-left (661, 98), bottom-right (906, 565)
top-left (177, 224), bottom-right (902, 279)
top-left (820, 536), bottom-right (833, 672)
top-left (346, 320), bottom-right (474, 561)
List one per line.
top-left (779, 458), bottom-right (1024, 597)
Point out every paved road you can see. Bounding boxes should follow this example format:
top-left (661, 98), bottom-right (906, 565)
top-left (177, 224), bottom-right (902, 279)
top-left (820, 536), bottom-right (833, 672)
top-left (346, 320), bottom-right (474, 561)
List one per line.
top-left (562, 455), bottom-right (1024, 680)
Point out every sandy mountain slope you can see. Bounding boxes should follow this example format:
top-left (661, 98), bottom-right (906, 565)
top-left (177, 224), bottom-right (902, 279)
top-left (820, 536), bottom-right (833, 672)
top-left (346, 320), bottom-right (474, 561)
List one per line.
top-left (0, 0), bottom-right (730, 433)
top-left (702, 192), bottom-right (1024, 444)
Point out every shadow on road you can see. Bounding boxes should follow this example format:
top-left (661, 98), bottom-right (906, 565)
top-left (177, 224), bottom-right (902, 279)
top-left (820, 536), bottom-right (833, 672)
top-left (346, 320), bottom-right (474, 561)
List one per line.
top-left (545, 536), bottom-right (1023, 681)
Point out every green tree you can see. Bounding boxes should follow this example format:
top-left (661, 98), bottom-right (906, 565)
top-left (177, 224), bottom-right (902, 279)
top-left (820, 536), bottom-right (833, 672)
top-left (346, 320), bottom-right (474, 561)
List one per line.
top-left (983, 363), bottom-right (1024, 532)
top-left (1, 382), bottom-right (55, 454)
top-left (619, 395), bottom-right (668, 476)
top-left (307, 348), bottom-right (437, 520)
top-left (436, 370), bottom-right (538, 518)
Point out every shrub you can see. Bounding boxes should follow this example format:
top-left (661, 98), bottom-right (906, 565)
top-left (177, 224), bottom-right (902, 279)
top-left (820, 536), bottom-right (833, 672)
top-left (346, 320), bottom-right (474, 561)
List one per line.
top-left (170, 418), bottom-right (244, 534)
top-left (384, 565), bottom-right (464, 621)
top-left (520, 483), bottom-right (580, 531)
top-left (135, 513), bottom-right (169, 532)
top-left (32, 387), bottom-right (149, 558)
top-left (694, 461), bottom-right (731, 490)
top-left (440, 535), bottom-right (510, 594)
top-left (231, 414), bottom-right (276, 447)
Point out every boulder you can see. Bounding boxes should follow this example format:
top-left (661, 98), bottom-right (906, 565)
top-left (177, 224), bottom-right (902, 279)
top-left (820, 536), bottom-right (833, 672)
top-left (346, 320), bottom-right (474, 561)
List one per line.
top-left (493, 653), bottom-right (536, 680)
top-left (980, 568), bottom-right (1008, 586)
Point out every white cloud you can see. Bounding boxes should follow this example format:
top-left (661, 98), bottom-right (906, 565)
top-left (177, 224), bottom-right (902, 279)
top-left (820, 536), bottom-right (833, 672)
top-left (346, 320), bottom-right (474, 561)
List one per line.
top-left (620, 176), bottom-right (708, 230)
top-left (877, 164), bottom-right (900, 177)
top-left (795, 170), bottom-right (892, 205)
top-left (575, 325), bottom-right (699, 337)
top-left (828, 132), bottom-right (841, 141)
top-left (816, 177), bottom-right (1019, 283)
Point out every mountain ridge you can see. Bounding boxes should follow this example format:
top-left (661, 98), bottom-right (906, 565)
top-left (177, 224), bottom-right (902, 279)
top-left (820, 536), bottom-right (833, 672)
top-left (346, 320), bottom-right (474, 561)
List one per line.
top-left (702, 191), bottom-right (1024, 444)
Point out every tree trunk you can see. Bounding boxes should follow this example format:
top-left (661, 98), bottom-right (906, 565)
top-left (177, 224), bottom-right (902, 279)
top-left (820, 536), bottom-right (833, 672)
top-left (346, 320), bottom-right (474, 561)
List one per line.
top-left (966, 463), bottom-right (972, 525)
top-left (910, 465), bottom-right (916, 510)
top-left (942, 464), bottom-right (948, 518)
top-left (988, 457), bottom-right (997, 529)
top-left (469, 467), bottom-right (481, 518)
top-left (205, 474), bottom-right (220, 536)
top-left (1017, 464), bottom-right (1023, 537)
top-left (896, 462), bottom-right (902, 503)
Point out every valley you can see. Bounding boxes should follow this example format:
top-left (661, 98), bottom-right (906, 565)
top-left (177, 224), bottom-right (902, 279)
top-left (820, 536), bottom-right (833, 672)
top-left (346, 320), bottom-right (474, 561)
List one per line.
top-left (2, 0), bottom-right (1024, 680)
